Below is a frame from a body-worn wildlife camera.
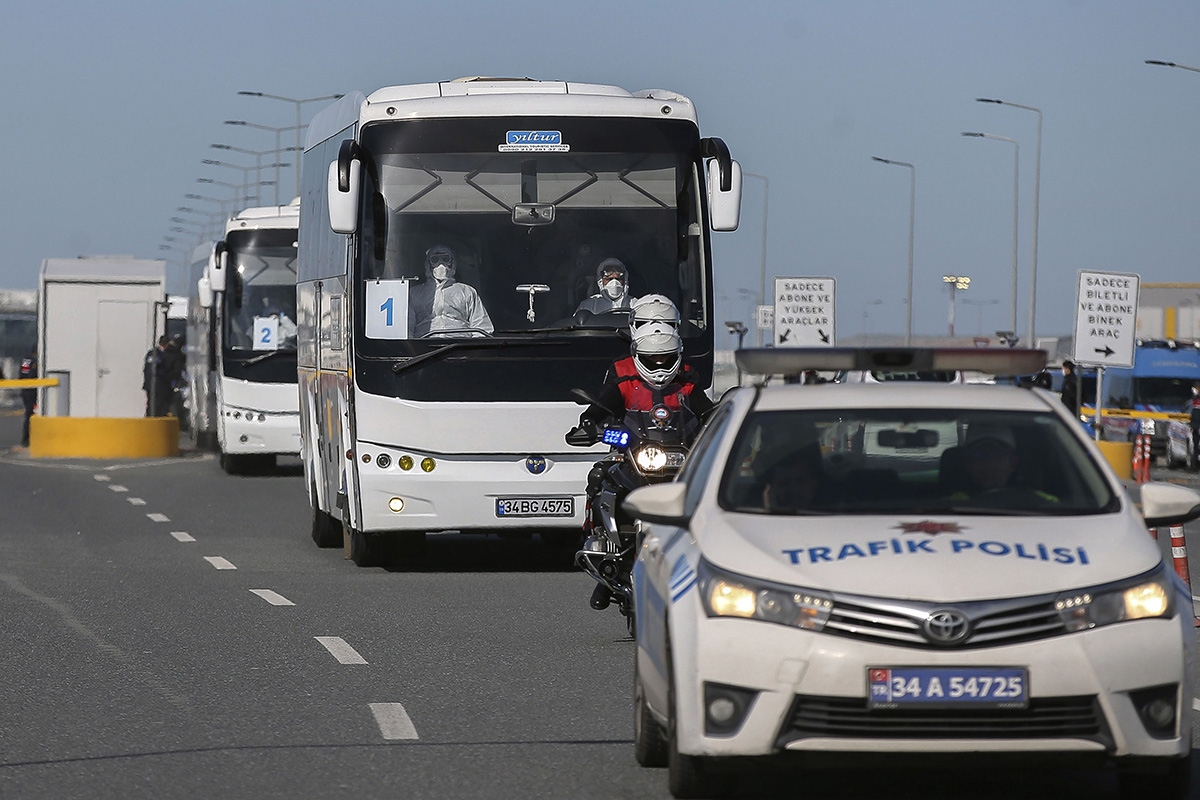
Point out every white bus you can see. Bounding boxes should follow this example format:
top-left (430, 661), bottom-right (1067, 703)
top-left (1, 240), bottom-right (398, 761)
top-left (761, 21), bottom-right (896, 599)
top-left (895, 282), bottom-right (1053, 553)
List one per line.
top-left (187, 201), bottom-right (302, 473)
top-left (299, 78), bottom-right (741, 565)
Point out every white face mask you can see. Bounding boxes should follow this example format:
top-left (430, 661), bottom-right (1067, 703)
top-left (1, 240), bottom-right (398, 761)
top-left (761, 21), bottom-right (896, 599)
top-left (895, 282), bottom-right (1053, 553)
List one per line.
top-left (432, 265), bottom-right (452, 282)
top-left (602, 279), bottom-right (625, 300)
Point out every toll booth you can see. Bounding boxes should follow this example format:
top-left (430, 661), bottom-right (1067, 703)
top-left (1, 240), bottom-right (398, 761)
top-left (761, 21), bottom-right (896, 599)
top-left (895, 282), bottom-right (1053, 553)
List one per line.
top-left (38, 256), bottom-right (166, 418)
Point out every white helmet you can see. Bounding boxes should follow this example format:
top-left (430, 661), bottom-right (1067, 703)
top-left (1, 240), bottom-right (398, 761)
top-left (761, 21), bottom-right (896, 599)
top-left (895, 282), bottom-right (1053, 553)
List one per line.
top-left (630, 294), bottom-right (680, 338)
top-left (632, 321), bottom-right (683, 387)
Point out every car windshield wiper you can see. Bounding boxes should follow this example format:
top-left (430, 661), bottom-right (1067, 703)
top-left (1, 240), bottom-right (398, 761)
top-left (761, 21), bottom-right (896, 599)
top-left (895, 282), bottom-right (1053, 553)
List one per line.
top-left (391, 338), bottom-right (567, 374)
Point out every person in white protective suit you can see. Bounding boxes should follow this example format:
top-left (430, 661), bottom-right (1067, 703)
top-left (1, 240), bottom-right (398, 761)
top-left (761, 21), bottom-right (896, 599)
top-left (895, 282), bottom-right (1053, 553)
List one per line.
top-left (408, 245), bottom-right (494, 337)
top-left (575, 258), bottom-right (635, 315)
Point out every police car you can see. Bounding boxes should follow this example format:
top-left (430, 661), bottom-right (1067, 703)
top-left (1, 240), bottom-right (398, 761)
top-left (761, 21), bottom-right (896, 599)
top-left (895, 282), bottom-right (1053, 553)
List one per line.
top-left (625, 348), bottom-right (1200, 799)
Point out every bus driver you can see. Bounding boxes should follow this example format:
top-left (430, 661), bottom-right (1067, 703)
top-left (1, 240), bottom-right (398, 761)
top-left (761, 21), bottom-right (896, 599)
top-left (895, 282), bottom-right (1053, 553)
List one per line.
top-left (408, 245), bottom-right (494, 337)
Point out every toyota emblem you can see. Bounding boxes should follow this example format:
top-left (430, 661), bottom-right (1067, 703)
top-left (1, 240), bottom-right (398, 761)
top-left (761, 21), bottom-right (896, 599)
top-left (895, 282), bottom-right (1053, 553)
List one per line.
top-left (922, 609), bottom-right (971, 645)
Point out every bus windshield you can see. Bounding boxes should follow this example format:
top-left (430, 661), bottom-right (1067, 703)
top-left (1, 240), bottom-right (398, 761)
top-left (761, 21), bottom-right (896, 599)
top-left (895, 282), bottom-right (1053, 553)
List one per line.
top-left (354, 117), bottom-right (708, 346)
top-left (224, 229), bottom-right (299, 352)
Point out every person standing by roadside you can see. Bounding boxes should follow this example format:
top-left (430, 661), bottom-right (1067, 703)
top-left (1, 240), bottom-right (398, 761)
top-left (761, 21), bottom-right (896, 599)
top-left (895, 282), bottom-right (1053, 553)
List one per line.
top-left (143, 336), bottom-right (169, 416)
top-left (1060, 360), bottom-right (1078, 415)
top-left (19, 349), bottom-right (36, 448)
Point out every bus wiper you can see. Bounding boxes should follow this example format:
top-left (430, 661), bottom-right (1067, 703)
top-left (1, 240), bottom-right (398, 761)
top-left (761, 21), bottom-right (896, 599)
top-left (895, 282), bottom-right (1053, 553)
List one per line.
top-left (500, 325), bottom-right (630, 336)
top-left (243, 350), bottom-right (288, 366)
top-left (391, 339), bottom-right (566, 374)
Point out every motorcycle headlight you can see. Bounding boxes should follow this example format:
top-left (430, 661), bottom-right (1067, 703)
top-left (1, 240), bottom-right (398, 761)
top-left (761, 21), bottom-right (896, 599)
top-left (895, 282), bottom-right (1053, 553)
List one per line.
top-left (634, 445), bottom-right (668, 472)
top-left (699, 560), bottom-right (833, 631)
top-left (1055, 568), bottom-right (1175, 632)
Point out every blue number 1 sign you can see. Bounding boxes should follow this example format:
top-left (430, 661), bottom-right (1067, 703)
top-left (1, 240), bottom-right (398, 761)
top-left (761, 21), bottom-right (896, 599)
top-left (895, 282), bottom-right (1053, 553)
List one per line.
top-left (365, 280), bottom-right (410, 340)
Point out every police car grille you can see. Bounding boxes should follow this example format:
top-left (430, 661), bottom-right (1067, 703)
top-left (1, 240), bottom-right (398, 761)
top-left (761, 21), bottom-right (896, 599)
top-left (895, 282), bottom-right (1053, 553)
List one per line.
top-left (825, 595), bottom-right (1066, 649)
top-left (779, 695), bottom-right (1106, 743)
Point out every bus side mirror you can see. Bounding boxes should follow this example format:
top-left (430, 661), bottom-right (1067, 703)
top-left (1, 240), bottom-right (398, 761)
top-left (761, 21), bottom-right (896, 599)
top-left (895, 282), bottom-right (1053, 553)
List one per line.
top-left (197, 276), bottom-right (213, 309)
top-left (208, 243), bottom-right (227, 293)
top-left (328, 139), bottom-right (361, 234)
top-left (707, 158), bottom-right (742, 232)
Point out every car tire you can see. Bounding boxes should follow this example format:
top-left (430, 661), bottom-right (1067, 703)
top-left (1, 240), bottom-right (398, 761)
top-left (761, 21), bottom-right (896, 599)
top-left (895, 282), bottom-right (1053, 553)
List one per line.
top-left (634, 662), bottom-right (668, 768)
top-left (310, 492), bottom-right (342, 548)
top-left (1117, 754), bottom-right (1191, 800)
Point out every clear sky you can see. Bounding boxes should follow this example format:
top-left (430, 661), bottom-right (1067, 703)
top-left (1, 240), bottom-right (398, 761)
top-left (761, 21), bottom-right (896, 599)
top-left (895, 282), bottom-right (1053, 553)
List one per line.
top-left (3, 0), bottom-right (1199, 342)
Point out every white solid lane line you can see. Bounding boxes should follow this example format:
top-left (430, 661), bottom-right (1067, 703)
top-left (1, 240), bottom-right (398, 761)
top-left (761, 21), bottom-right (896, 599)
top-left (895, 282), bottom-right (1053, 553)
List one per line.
top-left (204, 556), bottom-right (237, 570)
top-left (170, 532), bottom-right (196, 542)
top-left (369, 703), bottom-right (419, 740)
top-left (147, 513), bottom-right (170, 522)
top-left (127, 498), bottom-right (146, 506)
top-left (315, 636), bottom-right (368, 665)
top-left (250, 589), bottom-right (294, 606)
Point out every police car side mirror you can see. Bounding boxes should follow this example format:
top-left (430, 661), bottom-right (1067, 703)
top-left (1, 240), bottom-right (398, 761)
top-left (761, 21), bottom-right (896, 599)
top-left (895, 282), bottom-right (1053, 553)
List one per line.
top-left (1141, 482), bottom-right (1200, 528)
top-left (624, 482), bottom-right (690, 527)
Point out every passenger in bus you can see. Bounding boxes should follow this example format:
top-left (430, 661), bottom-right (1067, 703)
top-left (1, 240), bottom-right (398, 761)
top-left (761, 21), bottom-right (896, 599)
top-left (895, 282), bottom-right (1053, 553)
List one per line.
top-left (409, 245), bottom-right (494, 337)
top-left (575, 258), bottom-right (635, 315)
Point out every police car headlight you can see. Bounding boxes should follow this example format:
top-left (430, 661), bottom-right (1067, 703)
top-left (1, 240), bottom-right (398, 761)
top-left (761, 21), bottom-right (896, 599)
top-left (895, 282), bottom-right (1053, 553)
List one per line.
top-left (1055, 568), bottom-right (1174, 632)
top-left (699, 560), bottom-right (833, 631)
top-left (634, 445), bottom-right (668, 472)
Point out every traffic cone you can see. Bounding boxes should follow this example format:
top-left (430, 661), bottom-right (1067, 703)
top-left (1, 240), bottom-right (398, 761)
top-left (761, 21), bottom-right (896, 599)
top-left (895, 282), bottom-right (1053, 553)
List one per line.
top-left (1141, 434), bottom-right (1152, 483)
top-left (1168, 524), bottom-right (1200, 627)
top-left (1131, 434), bottom-right (1143, 483)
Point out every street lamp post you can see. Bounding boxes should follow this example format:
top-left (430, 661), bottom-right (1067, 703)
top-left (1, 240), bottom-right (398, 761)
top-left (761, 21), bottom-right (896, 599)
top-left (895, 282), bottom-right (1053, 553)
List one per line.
top-left (742, 172), bottom-right (769, 346)
top-left (978, 98), bottom-right (1042, 348)
top-left (225, 120), bottom-right (304, 201)
top-left (237, 92), bottom-right (344, 195)
top-left (202, 159), bottom-right (288, 206)
top-left (211, 143), bottom-right (298, 206)
top-left (872, 157), bottom-right (915, 345)
top-left (942, 275), bottom-right (971, 337)
top-left (196, 177), bottom-right (275, 210)
top-left (962, 132), bottom-right (1019, 339)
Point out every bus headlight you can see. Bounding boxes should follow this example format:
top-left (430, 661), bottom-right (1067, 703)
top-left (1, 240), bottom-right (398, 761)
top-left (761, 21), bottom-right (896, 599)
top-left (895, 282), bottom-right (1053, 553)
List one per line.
top-left (398, 455), bottom-right (413, 471)
top-left (634, 445), bottom-right (667, 472)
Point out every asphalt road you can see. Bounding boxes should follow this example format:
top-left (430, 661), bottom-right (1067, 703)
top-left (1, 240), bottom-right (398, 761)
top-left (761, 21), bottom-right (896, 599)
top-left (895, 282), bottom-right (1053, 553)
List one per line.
top-left (2, 409), bottom-right (1199, 799)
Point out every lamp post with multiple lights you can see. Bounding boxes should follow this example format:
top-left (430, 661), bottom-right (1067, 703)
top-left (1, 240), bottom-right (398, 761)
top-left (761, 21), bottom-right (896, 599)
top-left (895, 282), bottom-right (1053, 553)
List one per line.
top-left (942, 275), bottom-right (970, 337)
top-left (236, 92), bottom-right (343, 194)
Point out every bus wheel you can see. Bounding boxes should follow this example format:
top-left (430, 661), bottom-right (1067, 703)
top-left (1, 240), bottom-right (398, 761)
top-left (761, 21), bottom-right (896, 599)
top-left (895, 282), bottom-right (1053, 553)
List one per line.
top-left (346, 523), bottom-right (384, 568)
top-left (220, 453), bottom-right (243, 475)
top-left (311, 498), bottom-right (342, 548)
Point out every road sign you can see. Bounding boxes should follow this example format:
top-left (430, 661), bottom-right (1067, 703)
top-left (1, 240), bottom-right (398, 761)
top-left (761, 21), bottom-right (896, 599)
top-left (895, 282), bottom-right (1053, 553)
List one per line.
top-left (774, 277), bottom-right (835, 347)
top-left (1072, 270), bottom-right (1139, 368)
top-left (756, 304), bottom-right (774, 330)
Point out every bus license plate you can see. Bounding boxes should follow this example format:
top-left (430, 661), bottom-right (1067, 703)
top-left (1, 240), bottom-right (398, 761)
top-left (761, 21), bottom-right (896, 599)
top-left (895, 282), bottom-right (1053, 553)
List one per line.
top-left (867, 667), bottom-right (1028, 708)
top-left (495, 497), bottom-right (575, 517)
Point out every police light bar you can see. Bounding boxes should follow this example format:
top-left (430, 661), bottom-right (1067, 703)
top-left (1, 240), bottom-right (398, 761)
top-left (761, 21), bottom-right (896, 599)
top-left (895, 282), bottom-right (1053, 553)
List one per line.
top-left (734, 347), bottom-right (1047, 376)
top-left (603, 428), bottom-right (630, 447)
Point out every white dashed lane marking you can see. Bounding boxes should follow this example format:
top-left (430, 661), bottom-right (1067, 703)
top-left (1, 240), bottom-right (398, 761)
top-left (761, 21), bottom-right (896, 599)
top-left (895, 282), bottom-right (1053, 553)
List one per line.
top-left (369, 703), bottom-right (419, 740)
top-left (93, 474), bottom-right (111, 482)
top-left (250, 589), bottom-right (294, 606)
top-left (127, 498), bottom-right (146, 506)
top-left (315, 637), bottom-right (367, 665)
top-left (170, 532), bottom-right (196, 543)
top-left (1194, 698), bottom-right (1200, 712)
top-left (109, 485), bottom-right (128, 493)
top-left (147, 513), bottom-right (170, 523)
top-left (204, 556), bottom-right (237, 570)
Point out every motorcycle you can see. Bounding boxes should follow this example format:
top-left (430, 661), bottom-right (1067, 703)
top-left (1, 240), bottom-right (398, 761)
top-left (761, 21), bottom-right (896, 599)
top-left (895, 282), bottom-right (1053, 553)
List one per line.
top-left (567, 390), bottom-right (700, 630)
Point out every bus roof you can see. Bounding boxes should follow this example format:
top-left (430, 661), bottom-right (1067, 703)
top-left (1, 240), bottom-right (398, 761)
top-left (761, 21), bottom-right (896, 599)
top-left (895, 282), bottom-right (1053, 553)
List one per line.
top-left (225, 200), bottom-right (299, 234)
top-left (306, 79), bottom-right (699, 151)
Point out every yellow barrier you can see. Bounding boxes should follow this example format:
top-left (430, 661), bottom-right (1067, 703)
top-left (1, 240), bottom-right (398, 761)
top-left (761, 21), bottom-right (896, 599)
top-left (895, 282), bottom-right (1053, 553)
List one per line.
top-left (29, 417), bottom-right (179, 459)
top-left (0, 378), bottom-right (59, 388)
top-left (1096, 440), bottom-right (1134, 481)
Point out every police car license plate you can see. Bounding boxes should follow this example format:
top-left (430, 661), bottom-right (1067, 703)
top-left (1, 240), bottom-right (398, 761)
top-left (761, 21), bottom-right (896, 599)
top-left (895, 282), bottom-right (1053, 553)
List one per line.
top-left (495, 497), bottom-right (575, 517)
top-left (867, 667), bottom-right (1028, 708)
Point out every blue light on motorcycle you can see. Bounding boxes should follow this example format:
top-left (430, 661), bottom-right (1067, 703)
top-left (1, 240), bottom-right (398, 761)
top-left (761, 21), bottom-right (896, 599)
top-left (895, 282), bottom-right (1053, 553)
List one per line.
top-left (603, 428), bottom-right (630, 447)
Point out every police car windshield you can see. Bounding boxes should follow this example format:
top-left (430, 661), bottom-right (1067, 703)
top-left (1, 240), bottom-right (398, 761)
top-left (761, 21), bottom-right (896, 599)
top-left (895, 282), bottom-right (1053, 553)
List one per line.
top-left (718, 408), bottom-right (1116, 517)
